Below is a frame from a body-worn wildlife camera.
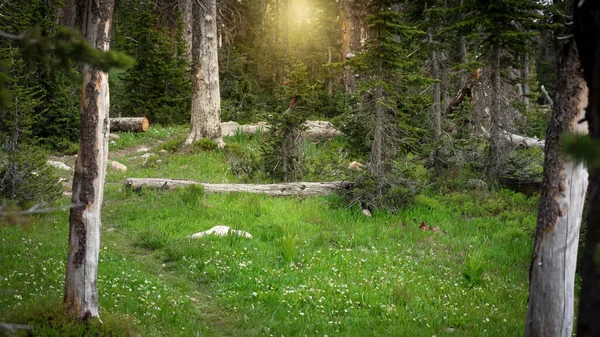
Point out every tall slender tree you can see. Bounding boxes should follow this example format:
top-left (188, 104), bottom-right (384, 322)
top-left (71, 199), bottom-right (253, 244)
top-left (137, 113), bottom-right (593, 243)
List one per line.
top-left (64, 0), bottom-right (115, 321)
top-left (185, 0), bottom-right (223, 145)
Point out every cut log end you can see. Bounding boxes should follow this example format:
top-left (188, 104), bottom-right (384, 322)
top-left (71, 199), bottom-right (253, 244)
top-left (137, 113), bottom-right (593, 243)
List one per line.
top-left (110, 117), bottom-right (150, 133)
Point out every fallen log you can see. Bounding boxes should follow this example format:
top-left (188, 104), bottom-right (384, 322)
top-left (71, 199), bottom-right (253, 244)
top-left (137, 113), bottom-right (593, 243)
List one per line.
top-left (125, 178), bottom-right (350, 197)
top-left (501, 130), bottom-right (545, 149)
top-left (110, 117), bottom-right (150, 132)
top-left (220, 120), bottom-right (341, 139)
top-left (480, 126), bottom-right (545, 149)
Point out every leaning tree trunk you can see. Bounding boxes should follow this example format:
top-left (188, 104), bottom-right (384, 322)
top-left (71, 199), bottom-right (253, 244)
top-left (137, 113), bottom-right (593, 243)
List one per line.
top-left (524, 40), bottom-right (589, 337)
top-left (64, 0), bottom-right (113, 321)
top-left (574, 2), bottom-right (600, 336)
top-left (185, 0), bottom-right (222, 146)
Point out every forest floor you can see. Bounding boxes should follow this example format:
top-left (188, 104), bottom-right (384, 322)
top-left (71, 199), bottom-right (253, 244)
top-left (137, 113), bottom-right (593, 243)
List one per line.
top-left (0, 125), bottom-right (539, 336)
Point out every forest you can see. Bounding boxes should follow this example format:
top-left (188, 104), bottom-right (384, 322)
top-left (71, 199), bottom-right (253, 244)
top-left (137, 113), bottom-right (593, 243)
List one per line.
top-left (1, 0), bottom-right (600, 336)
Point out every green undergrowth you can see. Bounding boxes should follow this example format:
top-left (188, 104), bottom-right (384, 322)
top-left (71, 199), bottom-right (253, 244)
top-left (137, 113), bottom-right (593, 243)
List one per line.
top-left (0, 131), bottom-right (539, 336)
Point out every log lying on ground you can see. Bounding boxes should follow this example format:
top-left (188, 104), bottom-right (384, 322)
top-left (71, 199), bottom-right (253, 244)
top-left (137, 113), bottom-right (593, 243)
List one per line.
top-left (500, 130), bottom-right (545, 149)
top-left (480, 126), bottom-right (545, 149)
top-left (110, 117), bottom-right (150, 132)
top-left (125, 178), bottom-right (350, 197)
top-left (221, 120), bottom-right (342, 139)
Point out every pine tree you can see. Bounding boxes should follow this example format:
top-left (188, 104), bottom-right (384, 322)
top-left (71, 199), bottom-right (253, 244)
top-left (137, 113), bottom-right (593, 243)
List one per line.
top-left (342, 1), bottom-right (432, 210)
top-left (453, 0), bottom-right (542, 177)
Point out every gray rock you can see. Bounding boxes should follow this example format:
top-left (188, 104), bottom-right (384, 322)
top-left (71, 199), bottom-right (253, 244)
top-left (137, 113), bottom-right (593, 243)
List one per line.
top-left (47, 160), bottom-right (72, 171)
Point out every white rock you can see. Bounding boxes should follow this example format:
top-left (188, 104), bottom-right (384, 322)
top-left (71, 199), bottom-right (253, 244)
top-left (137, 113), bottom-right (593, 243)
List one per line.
top-left (140, 153), bottom-right (155, 159)
top-left (48, 160), bottom-right (72, 171)
top-left (158, 149), bottom-right (168, 155)
top-left (191, 225), bottom-right (252, 239)
top-left (136, 147), bottom-right (149, 153)
top-left (221, 121), bottom-right (241, 137)
top-left (109, 133), bottom-right (120, 139)
top-left (110, 161), bottom-right (127, 172)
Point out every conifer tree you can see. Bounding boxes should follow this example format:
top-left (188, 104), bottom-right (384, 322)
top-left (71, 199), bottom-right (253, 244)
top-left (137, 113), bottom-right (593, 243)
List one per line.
top-left (453, 0), bottom-right (542, 177)
top-left (343, 0), bottom-right (431, 209)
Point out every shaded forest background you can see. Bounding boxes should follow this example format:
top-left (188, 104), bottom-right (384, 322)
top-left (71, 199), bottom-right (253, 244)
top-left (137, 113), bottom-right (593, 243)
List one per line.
top-left (0, 0), bottom-right (571, 206)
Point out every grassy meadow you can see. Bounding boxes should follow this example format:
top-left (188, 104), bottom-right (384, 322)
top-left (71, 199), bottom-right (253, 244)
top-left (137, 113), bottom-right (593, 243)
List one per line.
top-left (0, 126), bottom-right (538, 336)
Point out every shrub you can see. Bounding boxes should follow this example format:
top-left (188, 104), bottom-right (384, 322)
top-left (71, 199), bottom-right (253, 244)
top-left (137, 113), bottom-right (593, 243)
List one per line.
top-left (159, 135), bottom-right (186, 153)
top-left (0, 144), bottom-right (62, 208)
top-left (191, 138), bottom-right (219, 153)
top-left (224, 142), bottom-right (261, 182)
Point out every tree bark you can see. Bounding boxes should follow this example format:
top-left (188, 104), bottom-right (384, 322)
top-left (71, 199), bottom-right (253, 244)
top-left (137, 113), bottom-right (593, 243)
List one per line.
top-left (109, 117), bottom-right (149, 132)
top-left (64, 0), bottom-right (114, 321)
top-left (429, 28), bottom-right (442, 175)
top-left (487, 42), bottom-right (503, 177)
top-left (179, 0), bottom-right (193, 65)
top-left (574, 2), bottom-right (600, 336)
top-left (186, 0), bottom-right (223, 146)
top-left (525, 40), bottom-right (589, 337)
top-left (522, 53), bottom-right (531, 110)
top-left (125, 178), bottom-right (350, 197)
top-left (339, 0), bottom-right (365, 93)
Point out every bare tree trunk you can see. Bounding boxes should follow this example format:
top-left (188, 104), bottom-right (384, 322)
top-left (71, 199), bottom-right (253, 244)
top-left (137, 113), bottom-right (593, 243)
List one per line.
top-left (339, 0), bottom-right (356, 93)
top-left (525, 40), bottom-right (588, 337)
top-left (186, 0), bottom-right (223, 146)
top-left (179, 0), bottom-right (193, 65)
top-left (327, 46), bottom-right (333, 96)
top-left (487, 42), bottom-right (503, 177)
top-left (429, 28), bottom-right (442, 175)
top-left (522, 53), bottom-right (531, 110)
top-left (574, 2), bottom-right (600, 336)
top-left (64, 0), bottom-right (114, 321)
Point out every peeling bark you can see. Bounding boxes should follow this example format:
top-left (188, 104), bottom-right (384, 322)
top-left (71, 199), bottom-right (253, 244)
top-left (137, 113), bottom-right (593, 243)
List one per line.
top-left (64, 0), bottom-right (113, 321)
top-left (525, 40), bottom-right (589, 337)
top-left (339, 0), bottom-right (367, 93)
top-left (186, 0), bottom-right (223, 145)
top-left (574, 2), bottom-right (600, 336)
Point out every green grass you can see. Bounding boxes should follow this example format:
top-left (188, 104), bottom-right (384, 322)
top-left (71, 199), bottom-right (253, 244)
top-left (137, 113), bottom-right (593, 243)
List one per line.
top-left (0, 130), bottom-right (539, 336)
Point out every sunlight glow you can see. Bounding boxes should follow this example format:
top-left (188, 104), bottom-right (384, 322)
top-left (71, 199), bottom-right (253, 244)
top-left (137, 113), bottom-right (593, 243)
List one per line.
top-left (290, 0), bottom-right (311, 23)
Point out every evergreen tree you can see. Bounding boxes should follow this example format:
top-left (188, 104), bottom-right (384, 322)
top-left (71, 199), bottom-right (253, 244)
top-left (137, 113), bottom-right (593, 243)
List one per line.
top-left (453, 0), bottom-right (542, 176)
top-left (342, 0), bottom-right (432, 210)
top-left (112, 0), bottom-right (190, 125)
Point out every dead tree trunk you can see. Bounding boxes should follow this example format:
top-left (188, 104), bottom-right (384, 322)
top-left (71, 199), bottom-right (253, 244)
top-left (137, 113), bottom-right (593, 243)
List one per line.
top-left (525, 40), bottom-right (589, 337)
top-left (429, 28), bottom-right (442, 175)
top-left (522, 53), bottom-right (531, 110)
top-left (185, 0), bottom-right (223, 146)
top-left (339, 0), bottom-right (366, 93)
top-left (487, 42), bottom-right (504, 177)
top-left (574, 2), bottom-right (600, 336)
top-left (109, 117), bottom-right (149, 132)
top-left (179, 0), bottom-right (193, 65)
top-left (64, 0), bottom-right (114, 321)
